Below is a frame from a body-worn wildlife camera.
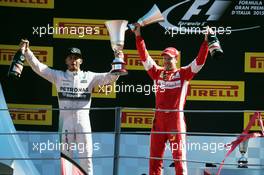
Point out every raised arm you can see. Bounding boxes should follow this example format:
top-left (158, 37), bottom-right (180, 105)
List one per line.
top-left (20, 39), bottom-right (57, 84)
top-left (189, 40), bottom-right (209, 73)
top-left (181, 28), bottom-right (210, 80)
top-left (90, 72), bottom-right (118, 87)
top-left (134, 24), bottom-right (160, 80)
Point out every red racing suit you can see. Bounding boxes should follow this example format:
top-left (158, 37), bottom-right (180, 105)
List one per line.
top-left (136, 36), bottom-right (208, 175)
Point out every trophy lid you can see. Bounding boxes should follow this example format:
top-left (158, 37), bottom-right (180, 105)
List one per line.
top-left (239, 140), bottom-right (249, 153)
top-left (137, 4), bottom-right (164, 26)
top-left (105, 20), bottom-right (128, 50)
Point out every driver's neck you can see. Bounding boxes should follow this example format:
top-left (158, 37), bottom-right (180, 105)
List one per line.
top-left (164, 66), bottom-right (177, 72)
top-left (68, 68), bottom-right (80, 72)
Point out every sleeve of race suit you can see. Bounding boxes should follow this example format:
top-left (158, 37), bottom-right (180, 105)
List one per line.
top-left (90, 72), bottom-right (119, 87)
top-left (24, 49), bottom-right (58, 84)
top-left (136, 36), bottom-right (160, 80)
top-left (181, 40), bottom-right (209, 80)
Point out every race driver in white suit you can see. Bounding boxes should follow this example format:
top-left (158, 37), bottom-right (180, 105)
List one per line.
top-left (19, 40), bottom-right (119, 175)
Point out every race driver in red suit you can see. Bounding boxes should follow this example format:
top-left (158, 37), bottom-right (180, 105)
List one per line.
top-left (133, 24), bottom-right (210, 175)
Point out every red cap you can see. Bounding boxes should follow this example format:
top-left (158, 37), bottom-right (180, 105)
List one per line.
top-left (161, 47), bottom-right (179, 59)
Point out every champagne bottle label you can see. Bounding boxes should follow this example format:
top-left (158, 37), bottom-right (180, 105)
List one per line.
top-left (8, 50), bottom-right (25, 79)
top-left (208, 34), bottom-right (223, 59)
top-left (11, 62), bottom-right (24, 76)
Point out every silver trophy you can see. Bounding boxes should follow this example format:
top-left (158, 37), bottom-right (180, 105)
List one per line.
top-left (238, 140), bottom-right (249, 168)
top-left (105, 20), bottom-right (128, 76)
top-left (127, 4), bottom-right (164, 31)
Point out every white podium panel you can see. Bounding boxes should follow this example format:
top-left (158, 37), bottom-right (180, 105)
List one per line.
top-left (163, 167), bottom-right (204, 175)
top-left (163, 167), bottom-right (264, 175)
top-left (204, 167), bottom-right (264, 175)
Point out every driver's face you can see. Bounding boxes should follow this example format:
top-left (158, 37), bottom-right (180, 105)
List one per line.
top-left (163, 55), bottom-right (177, 70)
top-left (65, 54), bottom-right (82, 72)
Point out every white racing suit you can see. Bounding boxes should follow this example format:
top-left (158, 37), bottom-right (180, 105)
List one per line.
top-left (25, 50), bottom-right (118, 175)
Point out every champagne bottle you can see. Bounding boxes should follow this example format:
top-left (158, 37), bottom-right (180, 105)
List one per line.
top-left (208, 33), bottom-right (224, 59)
top-left (8, 49), bottom-right (25, 79)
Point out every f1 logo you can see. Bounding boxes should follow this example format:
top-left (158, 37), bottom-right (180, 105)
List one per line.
top-left (182, 0), bottom-right (231, 21)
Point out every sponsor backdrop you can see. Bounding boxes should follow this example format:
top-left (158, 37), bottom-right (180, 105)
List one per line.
top-left (0, 0), bottom-right (263, 132)
top-left (0, 0), bottom-right (264, 174)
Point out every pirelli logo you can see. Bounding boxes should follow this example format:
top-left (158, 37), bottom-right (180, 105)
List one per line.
top-left (244, 112), bottom-right (264, 131)
top-left (245, 52), bottom-right (264, 73)
top-left (123, 49), bottom-right (181, 70)
top-left (0, 0), bottom-right (54, 9)
top-left (53, 18), bottom-right (109, 40)
top-left (0, 44), bottom-right (53, 66)
top-left (187, 80), bottom-right (245, 101)
top-left (8, 104), bottom-right (52, 126)
top-left (121, 109), bottom-right (154, 128)
top-left (52, 84), bottom-right (116, 99)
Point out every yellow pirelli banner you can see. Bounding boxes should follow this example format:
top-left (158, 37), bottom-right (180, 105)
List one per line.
top-left (0, 0), bottom-right (54, 9)
top-left (8, 104), bottom-right (52, 126)
top-left (53, 18), bottom-right (109, 40)
top-left (91, 83), bottom-right (116, 98)
top-left (0, 44), bottom-right (53, 66)
top-left (187, 80), bottom-right (245, 101)
top-left (244, 112), bottom-right (264, 131)
top-left (123, 49), bottom-right (181, 70)
top-left (245, 52), bottom-right (264, 73)
top-left (121, 109), bottom-right (154, 128)
top-left (52, 83), bottom-right (116, 99)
